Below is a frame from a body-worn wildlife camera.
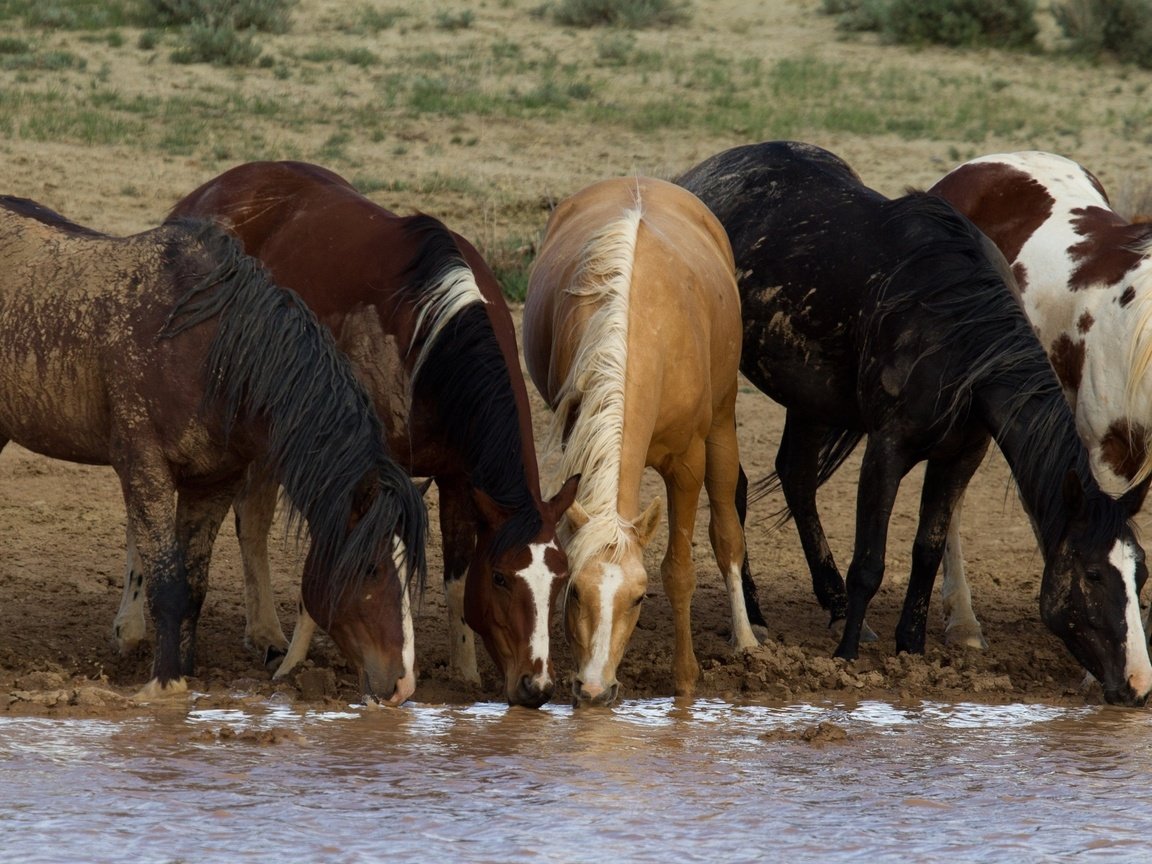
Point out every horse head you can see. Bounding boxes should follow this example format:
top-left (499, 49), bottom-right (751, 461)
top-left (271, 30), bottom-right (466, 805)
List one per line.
top-left (1040, 472), bottom-right (1152, 706)
top-left (563, 497), bottom-right (662, 708)
top-left (464, 475), bottom-right (580, 708)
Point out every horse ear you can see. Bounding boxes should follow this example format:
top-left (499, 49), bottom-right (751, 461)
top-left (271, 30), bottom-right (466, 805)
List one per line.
top-left (635, 497), bottom-right (663, 548)
top-left (548, 474), bottom-right (581, 519)
top-left (415, 477), bottom-right (434, 498)
top-left (472, 488), bottom-right (510, 528)
top-left (1062, 470), bottom-right (1087, 526)
top-left (1119, 477), bottom-right (1150, 517)
top-left (566, 499), bottom-right (590, 532)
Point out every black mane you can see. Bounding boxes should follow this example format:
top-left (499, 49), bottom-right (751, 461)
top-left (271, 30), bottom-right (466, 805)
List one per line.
top-left (867, 193), bottom-right (1127, 553)
top-left (160, 219), bottom-right (428, 610)
top-left (401, 215), bottom-right (541, 558)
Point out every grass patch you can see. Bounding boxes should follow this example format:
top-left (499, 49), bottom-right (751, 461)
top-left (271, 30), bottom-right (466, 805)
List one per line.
top-left (546, 0), bottom-right (692, 28)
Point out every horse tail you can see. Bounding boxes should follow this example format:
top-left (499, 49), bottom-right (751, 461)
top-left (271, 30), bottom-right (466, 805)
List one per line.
top-left (159, 218), bottom-right (428, 606)
top-left (750, 427), bottom-right (863, 528)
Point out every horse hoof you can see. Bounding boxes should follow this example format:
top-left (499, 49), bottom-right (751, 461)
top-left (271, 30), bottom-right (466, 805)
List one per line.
top-left (944, 626), bottom-right (987, 650)
top-left (132, 677), bottom-right (189, 702)
top-left (263, 644), bottom-right (287, 671)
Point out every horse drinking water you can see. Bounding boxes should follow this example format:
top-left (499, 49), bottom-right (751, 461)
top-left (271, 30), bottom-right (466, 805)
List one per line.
top-left (0, 196), bottom-right (427, 702)
top-left (930, 150), bottom-right (1152, 652)
top-left (152, 161), bottom-right (577, 707)
top-left (678, 140), bottom-right (1152, 705)
top-left (523, 177), bottom-right (755, 705)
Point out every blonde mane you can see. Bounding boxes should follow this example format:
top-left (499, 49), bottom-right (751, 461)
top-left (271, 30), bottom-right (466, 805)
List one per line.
top-left (1121, 235), bottom-right (1152, 490)
top-left (550, 204), bottom-right (643, 574)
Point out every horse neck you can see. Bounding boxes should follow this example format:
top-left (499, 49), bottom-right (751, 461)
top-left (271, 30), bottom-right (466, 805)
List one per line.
top-left (975, 381), bottom-right (1093, 558)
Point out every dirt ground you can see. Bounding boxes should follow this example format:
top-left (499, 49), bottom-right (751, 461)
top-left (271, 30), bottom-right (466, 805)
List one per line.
top-left (1, 0), bottom-right (1149, 715)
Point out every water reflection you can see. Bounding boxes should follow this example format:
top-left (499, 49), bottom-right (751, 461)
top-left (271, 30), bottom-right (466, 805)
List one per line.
top-left (3, 698), bottom-right (1152, 863)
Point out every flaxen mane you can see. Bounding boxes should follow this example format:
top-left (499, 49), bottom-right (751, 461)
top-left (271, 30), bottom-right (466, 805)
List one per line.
top-left (548, 205), bottom-right (643, 574)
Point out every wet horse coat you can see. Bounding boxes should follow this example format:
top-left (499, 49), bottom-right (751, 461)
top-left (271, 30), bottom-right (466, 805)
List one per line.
top-left (158, 161), bottom-right (576, 707)
top-left (523, 177), bottom-right (753, 704)
top-left (0, 196), bottom-right (427, 702)
top-left (678, 140), bottom-right (1152, 705)
top-left (930, 150), bottom-right (1152, 648)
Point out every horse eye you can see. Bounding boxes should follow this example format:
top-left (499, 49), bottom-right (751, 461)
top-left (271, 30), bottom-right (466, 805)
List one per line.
top-left (1085, 568), bottom-right (1103, 584)
top-left (632, 594), bottom-right (645, 608)
top-left (493, 571), bottom-right (509, 589)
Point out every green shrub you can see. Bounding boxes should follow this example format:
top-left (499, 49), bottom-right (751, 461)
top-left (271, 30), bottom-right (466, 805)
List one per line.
top-left (1054, 0), bottom-right (1152, 69)
top-left (139, 0), bottom-right (296, 33)
top-left (170, 19), bottom-right (261, 65)
top-left (821, 0), bottom-right (1037, 48)
top-left (883, 0), bottom-right (1038, 47)
top-left (549, 0), bottom-right (691, 29)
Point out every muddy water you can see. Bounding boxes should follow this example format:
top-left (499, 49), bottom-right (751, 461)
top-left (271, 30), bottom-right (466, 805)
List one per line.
top-left (3, 698), bottom-right (1151, 863)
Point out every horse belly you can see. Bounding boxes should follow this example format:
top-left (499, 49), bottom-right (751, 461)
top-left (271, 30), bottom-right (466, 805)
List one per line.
top-left (0, 357), bottom-right (111, 463)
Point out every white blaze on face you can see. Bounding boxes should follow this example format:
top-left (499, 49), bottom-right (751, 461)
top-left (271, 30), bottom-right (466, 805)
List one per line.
top-left (580, 562), bottom-right (625, 691)
top-left (522, 541), bottom-right (561, 683)
top-left (1110, 539), bottom-right (1152, 698)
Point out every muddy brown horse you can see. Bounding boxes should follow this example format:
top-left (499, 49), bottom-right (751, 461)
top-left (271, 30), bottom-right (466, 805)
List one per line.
top-left (0, 196), bottom-right (427, 702)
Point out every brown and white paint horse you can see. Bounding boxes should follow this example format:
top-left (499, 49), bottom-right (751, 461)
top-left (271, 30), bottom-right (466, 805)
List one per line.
top-left (523, 177), bottom-right (755, 705)
top-left (931, 151), bottom-right (1152, 651)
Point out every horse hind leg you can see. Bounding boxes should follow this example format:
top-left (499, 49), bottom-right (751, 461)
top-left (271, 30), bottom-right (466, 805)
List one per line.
top-left (939, 492), bottom-right (988, 650)
top-left (234, 475), bottom-right (289, 667)
top-left (705, 415), bottom-right (759, 650)
top-left (735, 463), bottom-right (768, 629)
top-left (112, 521), bottom-right (148, 654)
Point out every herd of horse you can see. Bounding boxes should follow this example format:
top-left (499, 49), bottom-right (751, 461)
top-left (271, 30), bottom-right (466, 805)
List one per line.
top-left (3, 140), bottom-right (1151, 709)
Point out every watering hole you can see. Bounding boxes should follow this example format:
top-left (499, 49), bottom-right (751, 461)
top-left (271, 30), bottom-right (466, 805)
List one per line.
top-left (4, 696), bottom-right (1151, 863)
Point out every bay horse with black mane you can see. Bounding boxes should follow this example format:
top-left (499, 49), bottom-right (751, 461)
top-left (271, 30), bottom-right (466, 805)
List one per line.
top-left (150, 161), bottom-right (578, 707)
top-left (523, 176), bottom-right (755, 704)
top-left (0, 196), bottom-right (427, 703)
top-left (930, 150), bottom-right (1152, 652)
top-left (678, 140), bottom-right (1152, 705)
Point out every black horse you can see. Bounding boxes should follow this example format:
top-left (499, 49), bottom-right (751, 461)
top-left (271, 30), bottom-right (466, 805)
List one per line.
top-left (678, 141), bottom-right (1152, 706)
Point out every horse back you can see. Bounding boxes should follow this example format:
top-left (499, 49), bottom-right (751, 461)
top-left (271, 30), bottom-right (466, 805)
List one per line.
top-left (525, 177), bottom-right (741, 482)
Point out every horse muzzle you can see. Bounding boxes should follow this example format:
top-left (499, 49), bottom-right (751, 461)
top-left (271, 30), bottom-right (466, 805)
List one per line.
top-left (361, 665), bottom-right (416, 707)
top-left (571, 678), bottom-right (619, 708)
top-left (508, 674), bottom-right (554, 709)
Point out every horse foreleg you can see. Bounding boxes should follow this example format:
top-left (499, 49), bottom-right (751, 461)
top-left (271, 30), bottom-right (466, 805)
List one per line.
top-left (896, 443), bottom-right (987, 654)
top-left (173, 484), bottom-right (236, 677)
top-left (663, 446), bottom-right (706, 697)
top-left (112, 521), bottom-right (147, 653)
top-left (119, 462), bottom-right (185, 700)
top-left (836, 438), bottom-right (909, 661)
top-left (273, 589), bottom-right (317, 679)
top-left (705, 415), bottom-right (759, 650)
top-left (439, 479), bottom-right (481, 684)
top-left (939, 493), bottom-right (988, 650)
top-left (234, 476), bottom-right (289, 666)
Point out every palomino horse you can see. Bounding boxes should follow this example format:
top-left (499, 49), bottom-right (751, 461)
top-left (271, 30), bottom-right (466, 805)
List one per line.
top-left (523, 176), bottom-right (755, 705)
top-left (678, 141), bottom-right (1152, 705)
top-left (0, 196), bottom-right (427, 702)
top-left (152, 161), bottom-right (577, 707)
top-left (930, 150), bottom-right (1152, 650)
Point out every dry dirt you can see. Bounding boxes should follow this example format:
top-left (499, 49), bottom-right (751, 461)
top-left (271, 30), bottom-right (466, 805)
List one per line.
top-left (1, 0), bottom-right (1149, 716)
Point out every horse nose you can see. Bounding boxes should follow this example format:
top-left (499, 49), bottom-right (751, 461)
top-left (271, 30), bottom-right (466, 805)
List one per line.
top-left (1126, 671), bottom-right (1152, 707)
top-left (511, 674), bottom-right (553, 709)
top-left (572, 678), bottom-right (619, 708)
top-left (361, 662), bottom-right (415, 707)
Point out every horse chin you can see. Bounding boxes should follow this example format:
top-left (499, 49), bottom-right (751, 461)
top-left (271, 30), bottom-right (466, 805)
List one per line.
top-left (1101, 679), bottom-right (1150, 708)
